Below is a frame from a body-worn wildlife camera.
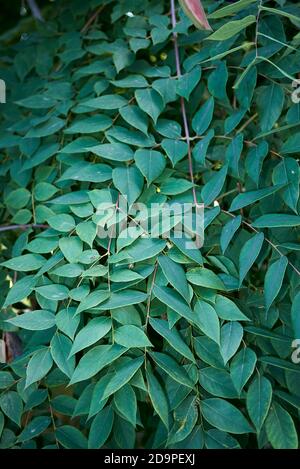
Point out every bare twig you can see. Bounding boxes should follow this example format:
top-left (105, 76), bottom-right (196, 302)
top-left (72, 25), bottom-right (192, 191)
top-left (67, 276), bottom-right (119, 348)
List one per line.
top-left (81, 5), bottom-right (105, 34)
top-left (170, 0), bottom-right (198, 207)
top-left (0, 224), bottom-right (49, 233)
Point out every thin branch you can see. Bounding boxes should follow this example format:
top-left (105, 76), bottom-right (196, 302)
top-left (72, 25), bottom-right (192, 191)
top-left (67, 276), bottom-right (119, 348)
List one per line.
top-left (220, 208), bottom-right (300, 277)
top-left (170, 0), bottom-right (198, 207)
top-left (81, 4), bottom-right (105, 34)
top-left (0, 224), bottom-right (49, 233)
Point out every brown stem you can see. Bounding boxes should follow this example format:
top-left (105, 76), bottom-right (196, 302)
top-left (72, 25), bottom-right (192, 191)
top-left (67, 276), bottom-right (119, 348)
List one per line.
top-left (0, 224), bottom-right (49, 233)
top-left (170, 0), bottom-right (198, 207)
top-left (81, 5), bottom-right (105, 34)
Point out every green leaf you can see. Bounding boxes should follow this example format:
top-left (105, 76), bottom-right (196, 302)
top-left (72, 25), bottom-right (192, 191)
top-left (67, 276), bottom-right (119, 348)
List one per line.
top-left (50, 333), bottom-right (75, 378)
top-left (220, 322), bottom-right (243, 365)
top-left (47, 214), bottom-right (75, 232)
top-left (112, 166), bottom-right (144, 205)
top-left (229, 185), bottom-right (285, 212)
top-left (201, 165), bottom-right (227, 206)
top-left (52, 263), bottom-right (83, 278)
top-left (35, 284), bottom-right (69, 301)
top-left (194, 300), bottom-right (220, 345)
top-left (257, 84), bottom-right (284, 132)
top-left (176, 66), bottom-right (201, 100)
top-left (60, 137), bottom-right (98, 154)
top-left (114, 325), bottom-right (153, 348)
top-left (225, 134), bottom-right (243, 178)
top-left (70, 317), bottom-right (111, 356)
top-left (101, 357), bottom-right (144, 400)
top-left (207, 15), bottom-right (256, 41)
top-left (158, 255), bottom-right (190, 303)
top-left (259, 356), bottom-right (300, 373)
top-left (76, 221), bottom-right (97, 248)
top-left (252, 214), bottom-right (300, 228)
top-left (111, 75), bottom-right (148, 88)
top-left (205, 429), bottom-right (240, 449)
top-left (107, 125), bottom-right (155, 147)
top-left (59, 162), bottom-right (112, 183)
top-left (220, 215), bottom-right (242, 253)
top-left (59, 237), bottom-right (83, 263)
top-left (5, 188), bottom-right (31, 209)
top-left (26, 348), bottom-right (53, 387)
top-left (149, 318), bottom-right (194, 362)
top-left (265, 403), bottom-right (298, 449)
top-left (153, 285), bottom-right (194, 324)
top-left (156, 119), bottom-right (181, 138)
top-left (7, 310), bottom-right (55, 330)
top-left (84, 94), bottom-right (127, 110)
top-left (88, 406), bottom-right (114, 449)
top-left (199, 368), bottom-right (239, 399)
top-left (187, 267), bottom-right (225, 290)
top-left (26, 117), bottom-right (65, 138)
top-left (98, 290), bottom-right (148, 311)
top-left (239, 233), bottom-right (264, 286)
top-left (245, 141), bottom-right (268, 186)
top-left (146, 368), bottom-right (169, 429)
top-left (56, 308), bottom-right (80, 340)
top-left (134, 149), bottom-right (166, 186)
top-left (194, 336), bottom-right (225, 368)
top-left (161, 139), bottom-right (188, 166)
top-left (119, 105), bottom-right (148, 135)
top-left (56, 425), bottom-right (88, 449)
top-left (274, 390), bottom-right (300, 410)
top-left (3, 275), bottom-right (36, 307)
top-left (160, 178), bottom-right (194, 195)
top-left (192, 130), bottom-right (214, 165)
top-left (215, 295), bottom-right (249, 321)
top-left (230, 348), bottom-right (257, 394)
top-left (264, 256), bottom-right (288, 311)
top-left (17, 417), bottom-right (51, 442)
top-left (88, 142), bottom-right (134, 162)
top-left (0, 392), bottom-right (23, 426)
top-left (34, 182), bottom-right (58, 202)
top-left (292, 291), bottom-right (300, 339)
top-left (149, 352), bottom-right (194, 388)
top-left (192, 97), bottom-right (214, 135)
top-left (1, 254), bottom-right (45, 272)
top-left (245, 326), bottom-right (291, 343)
top-left (135, 88), bottom-right (164, 123)
top-left (201, 398), bottom-right (253, 434)
top-left (0, 372), bottom-right (15, 389)
top-left (208, 0), bottom-right (257, 19)
top-left (75, 290), bottom-right (110, 315)
top-left (64, 114), bottom-right (112, 134)
top-left (0, 411), bottom-right (3, 437)
top-left (170, 234), bottom-right (203, 265)
top-left (114, 384), bottom-right (137, 426)
top-left (246, 376), bottom-right (272, 432)
top-left (16, 94), bottom-right (57, 109)
top-left (281, 134), bottom-right (300, 154)
top-left (273, 158), bottom-right (299, 213)
top-left (70, 344), bottom-right (127, 384)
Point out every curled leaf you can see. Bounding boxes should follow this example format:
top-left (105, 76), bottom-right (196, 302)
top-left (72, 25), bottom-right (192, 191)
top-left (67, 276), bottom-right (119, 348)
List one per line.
top-left (179, 0), bottom-right (212, 30)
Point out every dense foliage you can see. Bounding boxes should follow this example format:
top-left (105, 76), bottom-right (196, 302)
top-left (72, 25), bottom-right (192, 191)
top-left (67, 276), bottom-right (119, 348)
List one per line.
top-left (0, 0), bottom-right (300, 450)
